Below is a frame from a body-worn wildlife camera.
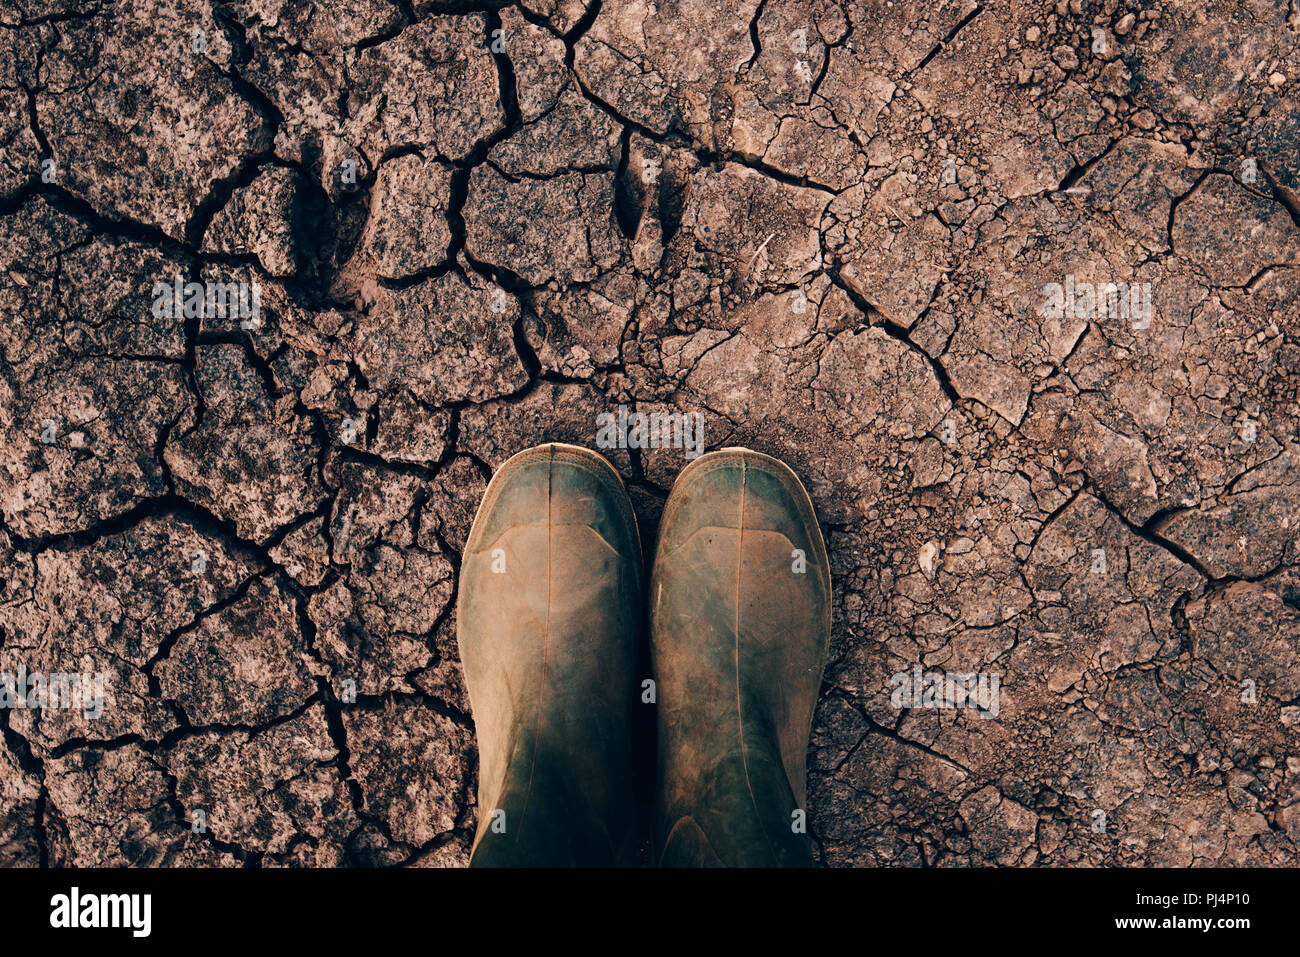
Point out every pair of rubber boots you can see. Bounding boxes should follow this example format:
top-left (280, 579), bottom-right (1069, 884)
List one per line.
top-left (457, 444), bottom-right (830, 867)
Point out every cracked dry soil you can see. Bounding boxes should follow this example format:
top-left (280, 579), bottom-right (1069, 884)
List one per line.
top-left (0, 0), bottom-right (1298, 868)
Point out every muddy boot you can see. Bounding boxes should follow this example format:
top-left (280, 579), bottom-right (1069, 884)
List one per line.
top-left (651, 448), bottom-right (831, 867)
top-left (458, 443), bottom-right (643, 867)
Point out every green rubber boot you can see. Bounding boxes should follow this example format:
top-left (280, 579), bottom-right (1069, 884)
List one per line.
top-left (458, 443), bottom-right (643, 866)
top-left (651, 448), bottom-right (831, 867)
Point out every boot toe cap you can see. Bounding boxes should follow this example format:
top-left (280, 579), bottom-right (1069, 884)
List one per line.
top-left (466, 443), bottom-right (641, 562)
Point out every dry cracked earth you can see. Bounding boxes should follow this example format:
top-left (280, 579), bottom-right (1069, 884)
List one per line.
top-left (0, 0), bottom-right (1298, 868)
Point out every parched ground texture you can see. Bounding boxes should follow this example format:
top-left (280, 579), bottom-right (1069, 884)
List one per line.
top-left (0, 0), bottom-right (1298, 868)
